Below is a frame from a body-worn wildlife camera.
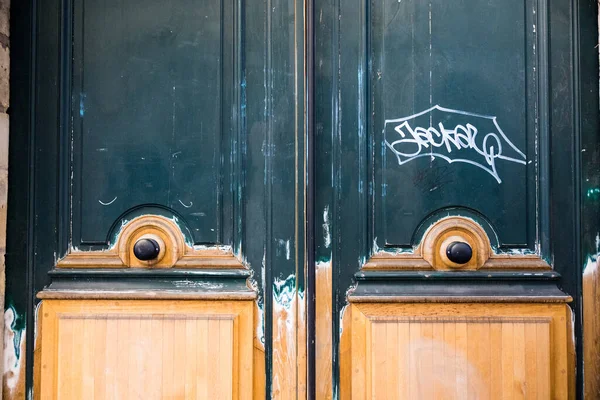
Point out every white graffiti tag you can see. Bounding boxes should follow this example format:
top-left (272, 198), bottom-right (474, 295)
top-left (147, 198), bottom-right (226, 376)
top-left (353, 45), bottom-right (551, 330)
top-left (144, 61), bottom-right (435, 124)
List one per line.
top-left (384, 105), bottom-right (526, 183)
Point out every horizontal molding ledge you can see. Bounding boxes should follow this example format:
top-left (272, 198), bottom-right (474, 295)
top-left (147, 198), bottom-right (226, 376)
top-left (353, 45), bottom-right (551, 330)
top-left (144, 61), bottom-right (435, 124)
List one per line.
top-left (348, 295), bottom-right (572, 304)
top-left (37, 290), bottom-right (257, 300)
top-left (349, 270), bottom-right (572, 303)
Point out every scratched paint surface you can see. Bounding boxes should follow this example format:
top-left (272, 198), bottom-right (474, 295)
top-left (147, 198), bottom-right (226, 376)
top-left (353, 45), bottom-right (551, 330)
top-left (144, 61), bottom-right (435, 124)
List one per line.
top-left (374, 0), bottom-right (540, 250)
top-left (71, 0), bottom-right (235, 246)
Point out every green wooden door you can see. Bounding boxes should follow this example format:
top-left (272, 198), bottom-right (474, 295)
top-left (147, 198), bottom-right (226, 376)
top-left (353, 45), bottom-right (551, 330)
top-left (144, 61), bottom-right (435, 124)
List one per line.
top-left (313, 0), bottom-right (599, 398)
top-left (6, 0), bottom-right (600, 398)
top-left (9, 0), bottom-right (307, 397)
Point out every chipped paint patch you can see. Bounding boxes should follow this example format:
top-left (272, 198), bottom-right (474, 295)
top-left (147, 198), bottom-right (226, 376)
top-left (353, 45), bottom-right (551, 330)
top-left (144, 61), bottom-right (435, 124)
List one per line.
top-left (584, 255), bottom-right (599, 276)
top-left (245, 262), bottom-right (265, 346)
top-left (276, 239), bottom-right (291, 261)
top-left (273, 274), bottom-right (296, 311)
top-left (345, 282), bottom-right (357, 300)
top-left (323, 206), bottom-right (331, 248)
top-left (495, 247), bottom-right (539, 256)
top-left (79, 92), bottom-right (86, 116)
top-left (171, 280), bottom-right (224, 289)
top-left (255, 302), bottom-right (265, 346)
top-left (338, 304), bottom-right (349, 336)
top-left (3, 306), bottom-right (26, 397)
top-left (586, 187), bottom-right (600, 199)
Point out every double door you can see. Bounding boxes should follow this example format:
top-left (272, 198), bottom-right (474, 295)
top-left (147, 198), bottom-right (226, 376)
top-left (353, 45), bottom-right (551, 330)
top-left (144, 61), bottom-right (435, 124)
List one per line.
top-left (7, 0), bottom-right (599, 398)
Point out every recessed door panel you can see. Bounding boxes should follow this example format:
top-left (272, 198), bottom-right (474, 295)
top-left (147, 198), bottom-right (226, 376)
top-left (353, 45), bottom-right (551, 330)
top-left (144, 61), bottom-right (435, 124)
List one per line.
top-left (372, 0), bottom-right (539, 251)
top-left (72, 0), bottom-right (239, 246)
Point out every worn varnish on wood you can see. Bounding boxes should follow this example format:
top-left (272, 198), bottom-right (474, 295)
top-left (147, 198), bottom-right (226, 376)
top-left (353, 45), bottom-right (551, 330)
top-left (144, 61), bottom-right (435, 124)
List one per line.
top-left (343, 303), bottom-right (573, 399)
top-left (38, 300), bottom-right (253, 399)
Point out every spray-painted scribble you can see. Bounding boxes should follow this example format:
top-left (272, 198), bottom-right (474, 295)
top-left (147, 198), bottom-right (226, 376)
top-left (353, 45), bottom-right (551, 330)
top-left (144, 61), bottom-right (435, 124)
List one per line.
top-left (384, 105), bottom-right (527, 183)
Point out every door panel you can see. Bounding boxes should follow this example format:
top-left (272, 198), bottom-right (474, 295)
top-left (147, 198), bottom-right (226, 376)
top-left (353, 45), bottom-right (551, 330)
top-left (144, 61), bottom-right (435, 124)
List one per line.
top-left (72, 0), bottom-right (238, 246)
top-left (374, 0), bottom-right (537, 249)
top-left (38, 300), bottom-right (253, 399)
top-left (345, 303), bottom-right (571, 399)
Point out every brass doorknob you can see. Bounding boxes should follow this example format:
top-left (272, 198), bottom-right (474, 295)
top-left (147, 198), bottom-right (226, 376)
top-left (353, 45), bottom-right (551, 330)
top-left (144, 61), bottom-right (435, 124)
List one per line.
top-left (133, 238), bottom-right (161, 261)
top-left (446, 241), bottom-right (472, 264)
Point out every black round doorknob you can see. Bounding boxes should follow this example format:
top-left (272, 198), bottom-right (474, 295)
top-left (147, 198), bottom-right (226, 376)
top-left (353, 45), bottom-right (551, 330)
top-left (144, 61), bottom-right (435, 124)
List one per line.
top-left (446, 241), bottom-right (472, 264)
top-left (133, 238), bottom-right (160, 261)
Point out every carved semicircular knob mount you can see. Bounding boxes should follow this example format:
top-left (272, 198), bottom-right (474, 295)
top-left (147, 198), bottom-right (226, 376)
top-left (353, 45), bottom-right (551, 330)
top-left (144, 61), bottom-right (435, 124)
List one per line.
top-left (446, 241), bottom-right (473, 264)
top-left (133, 238), bottom-right (161, 261)
top-left (118, 216), bottom-right (184, 268)
top-left (422, 217), bottom-right (491, 271)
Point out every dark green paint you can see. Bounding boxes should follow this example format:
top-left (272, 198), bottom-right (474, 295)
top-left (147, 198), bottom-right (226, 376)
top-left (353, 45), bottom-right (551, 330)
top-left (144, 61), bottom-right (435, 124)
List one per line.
top-left (71, 0), bottom-right (239, 247)
top-left (373, 0), bottom-right (538, 250)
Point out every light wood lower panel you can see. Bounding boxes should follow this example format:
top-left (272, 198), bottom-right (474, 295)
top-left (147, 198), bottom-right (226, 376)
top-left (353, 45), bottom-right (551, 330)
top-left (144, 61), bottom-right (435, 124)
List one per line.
top-left (39, 300), bottom-right (253, 400)
top-left (344, 303), bottom-right (573, 400)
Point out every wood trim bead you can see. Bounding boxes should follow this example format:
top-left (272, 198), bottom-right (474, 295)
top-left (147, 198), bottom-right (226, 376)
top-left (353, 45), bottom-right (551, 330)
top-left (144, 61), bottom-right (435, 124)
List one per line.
top-left (57, 215), bottom-right (244, 269)
top-left (363, 216), bottom-right (550, 272)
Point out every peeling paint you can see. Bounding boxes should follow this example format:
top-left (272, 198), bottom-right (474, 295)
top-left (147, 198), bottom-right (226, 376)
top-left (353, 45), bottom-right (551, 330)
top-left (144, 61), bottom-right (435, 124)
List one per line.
top-left (245, 262), bottom-right (265, 346)
top-left (3, 306), bottom-right (25, 396)
top-left (584, 255), bottom-right (599, 276)
top-left (273, 274), bottom-right (296, 311)
top-left (344, 283), bottom-right (357, 301)
top-left (272, 274), bottom-right (302, 397)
